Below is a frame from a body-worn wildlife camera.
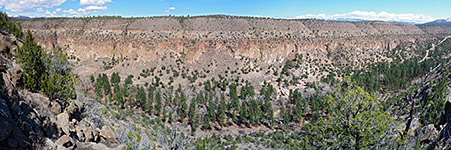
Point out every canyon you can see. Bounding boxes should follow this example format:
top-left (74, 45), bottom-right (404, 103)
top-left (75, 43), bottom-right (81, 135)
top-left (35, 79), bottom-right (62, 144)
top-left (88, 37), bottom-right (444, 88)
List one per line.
top-left (15, 16), bottom-right (451, 64)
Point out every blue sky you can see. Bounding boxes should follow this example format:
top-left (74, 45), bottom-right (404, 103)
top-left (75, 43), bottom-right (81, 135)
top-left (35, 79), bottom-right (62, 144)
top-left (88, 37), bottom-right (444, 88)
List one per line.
top-left (0, 0), bottom-right (450, 23)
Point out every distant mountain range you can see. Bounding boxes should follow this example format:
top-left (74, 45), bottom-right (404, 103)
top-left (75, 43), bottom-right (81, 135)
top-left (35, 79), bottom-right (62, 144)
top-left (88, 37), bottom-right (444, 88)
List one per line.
top-left (421, 18), bottom-right (451, 26)
top-left (11, 15), bottom-right (31, 18)
top-left (328, 18), bottom-right (418, 24)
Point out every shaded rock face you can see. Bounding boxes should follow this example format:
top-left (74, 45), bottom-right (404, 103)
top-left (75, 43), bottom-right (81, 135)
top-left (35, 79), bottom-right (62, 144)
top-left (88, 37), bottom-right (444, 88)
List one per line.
top-left (0, 31), bottom-right (122, 149)
top-left (15, 17), bottom-right (451, 63)
top-left (0, 95), bottom-right (30, 148)
top-left (0, 32), bottom-right (45, 149)
top-left (0, 72), bottom-right (46, 148)
top-left (398, 62), bottom-right (451, 149)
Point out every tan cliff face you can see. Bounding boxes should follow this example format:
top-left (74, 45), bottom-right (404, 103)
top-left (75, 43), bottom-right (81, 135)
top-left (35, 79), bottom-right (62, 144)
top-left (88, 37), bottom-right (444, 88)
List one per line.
top-left (14, 17), bottom-right (451, 63)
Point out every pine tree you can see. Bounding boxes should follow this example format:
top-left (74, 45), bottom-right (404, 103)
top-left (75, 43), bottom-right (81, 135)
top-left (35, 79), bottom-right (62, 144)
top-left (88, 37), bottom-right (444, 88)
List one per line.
top-left (207, 98), bottom-right (216, 127)
top-left (41, 48), bottom-right (77, 101)
top-left (181, 91), bottom-right (188, 118)
top-left (189, 99), bottom-right (198, 132)
top-left (229, 83), bottom-right (239, 112)
top-left (239, 101), bottom-right (248, 124)
top-left (125, 74), bottom-right (133, 85)
top-left (17, 30), bottom-right (46, 92)
top-left (137, 86), bottom-right (147, 107)
top-left (0, 12), bottom-right (23, 38)
top-left (95, 74), bottom-right (103, 97)
top-left (218, 93), bottom-right (226, 126)
top-left (111, 72), bottom-right (121, 85)
top-left (102, 73), bottom-right (111, 96)
top-left (155, 90), bottom-right (162, 116)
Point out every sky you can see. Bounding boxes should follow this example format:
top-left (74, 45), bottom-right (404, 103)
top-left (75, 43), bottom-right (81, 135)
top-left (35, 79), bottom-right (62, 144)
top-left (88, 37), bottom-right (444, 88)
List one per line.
top-left (0, 0), bottom-right (450, 24)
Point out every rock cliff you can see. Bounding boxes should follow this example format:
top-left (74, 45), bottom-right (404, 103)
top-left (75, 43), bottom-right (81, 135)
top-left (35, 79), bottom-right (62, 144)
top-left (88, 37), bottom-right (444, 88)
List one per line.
top-left (14, 16), bottom-right (451, 63)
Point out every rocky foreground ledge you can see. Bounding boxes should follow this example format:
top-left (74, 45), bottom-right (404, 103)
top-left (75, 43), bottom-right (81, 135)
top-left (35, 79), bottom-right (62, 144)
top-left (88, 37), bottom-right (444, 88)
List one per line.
top-left (0, 31), bottom-right (127, 149)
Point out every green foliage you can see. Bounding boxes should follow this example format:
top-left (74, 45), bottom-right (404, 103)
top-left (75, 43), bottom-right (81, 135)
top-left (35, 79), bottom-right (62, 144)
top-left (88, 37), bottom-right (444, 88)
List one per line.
top-left (350, 59), bottom-right (439, 92)
top-left (305, 77), bottom-right (398, 149)
top-left (0, 12), bottom-right (23, 38)
top-left (204, 80), bottom-right (211, 92)
top-left (125, 74), bottom-right (133, 85)
top-left (155, 90), bottom-right (162, 115)
top-left (17, 31), bottom-right (76, 102)
top-left (111, 72), bottom-right (121, 85)
top-left (17, 31), bottom-right (46, 91)
top-left (41, 49), bottom-right (77, 101)
top-left (229, 83), bottom-right (240, 115)
top-left (205, 99), bottom-right (216, 129)
top-left (188, 98), bottom-right (198, 132)
top-left (137, 86), bottom-right (147, 107)
top-left (240, 82), bottom-right (255, 99)
top-left (217, 94), bottom-right (227, 126)
top-left (102, 74), bottom-right (112, 95)
top-left (290, 89), bottom-right (305, 122)
top-left (248, 98), bottom-right (261, 125)
top-left (90, 75), bottom-right (95, 83)
top-left (419, 65), bottom-right (449, 127)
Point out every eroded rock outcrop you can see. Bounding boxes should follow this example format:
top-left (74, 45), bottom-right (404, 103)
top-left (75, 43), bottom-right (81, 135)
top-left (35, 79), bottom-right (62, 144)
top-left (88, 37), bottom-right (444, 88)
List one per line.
top-left (14, 17), bottom-right (451, 63)
top-left (0, 31), bottom-right (123, 149)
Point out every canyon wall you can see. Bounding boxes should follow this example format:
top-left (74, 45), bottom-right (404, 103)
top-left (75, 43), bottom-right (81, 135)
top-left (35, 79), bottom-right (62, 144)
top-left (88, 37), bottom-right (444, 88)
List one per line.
top-left (14, 16), bottom-right (451, 63)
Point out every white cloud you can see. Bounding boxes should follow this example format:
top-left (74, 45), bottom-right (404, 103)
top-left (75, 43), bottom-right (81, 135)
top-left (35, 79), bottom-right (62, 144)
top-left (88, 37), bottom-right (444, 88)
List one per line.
top-left (85, 6), bottom-right (107, 11)
top-left (36, 7), bottom-right (44, 12)
top-left (295, 11), bottom-right (436, 24)
top-left (80, 0), bottom-right (112, 7)
top-left (62, 8), bottom-right (85, 16)
top-left (56, 8), bottom-right (62, 12)
top-left (164, 7), bottom-right (175, 13)
top-left (0, 0), bottom-right (66, 12)
top-left (64, 0), bottom-right (112, 16)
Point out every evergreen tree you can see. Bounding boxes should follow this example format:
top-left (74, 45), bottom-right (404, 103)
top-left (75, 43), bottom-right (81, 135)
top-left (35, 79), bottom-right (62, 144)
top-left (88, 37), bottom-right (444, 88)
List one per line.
top-left (137, 86), bottom-right (147, 107)
top-left (0, 12), bottom-right (23, 38)
top-left (188, 99), bottom-right (198, 132)
top-left (111, 72), bottom-right (121, 85)
top-left (17, 30), bottom-right (46, 92)
top-left (155, 90), bottom-right (162, 115)
top-left (95, 74), bottom-right (103, 97)
top-left (239, 101), bottom-right (248, 124)
top-left (178, 91), bottom-right (187, 118)
top-left (41, 48), bottom-right (77, 101)
top-left (90, 75), bottom-right (95, 83)
top-left (102, 73), bottom-right (111, 96)
top-left (249, 98), bottom-right (261, 125)
top-left (206, 98), bottom-right (216, 127)
top-left (125, 74), bottom-right (133, 85)
top-left (305, 78), bottom-right (398, 149)
top-left (229, 83), bottom-right (239, 111)
top-left (218, 93), bottom-right (227, 126)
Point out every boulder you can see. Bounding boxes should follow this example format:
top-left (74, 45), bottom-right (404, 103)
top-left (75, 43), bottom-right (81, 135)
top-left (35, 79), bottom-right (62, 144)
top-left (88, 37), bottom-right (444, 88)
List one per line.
top-left (55, 135), bottom-right (75, 149)
top-left (0, 95), bottom-right (30, 148)
top-left (56, 112), bottom-right (70, 135)
top-left (445, 100), bottom-right (451, 122)
top-left (7, 138), bottom-right (18, 147)
top-left (419, 124), bottom-right (438, 143)
top-left (42, 116), bottom-right (62, 139)
top-left (45, 138), bottom-right (57, 149)
top-left (84, 125), bottom-right (100, 142)
top-left (100, 126), bottom-right (118, 143)
top-left (76, 129), bottom-right (85, 142)
top-left (77, 142), bottom-right (109, 150)
top-left (0, 96), bottom-right (14, 141)
top-left (50, 101), bottom-right (62, 115)
top-left (67, 101), bottom-right (79, 116)
top-left (110, 144), bottom-right (127, 150)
